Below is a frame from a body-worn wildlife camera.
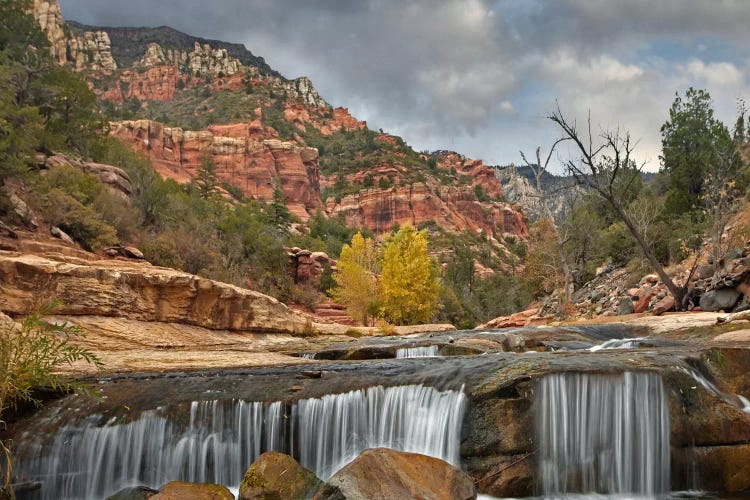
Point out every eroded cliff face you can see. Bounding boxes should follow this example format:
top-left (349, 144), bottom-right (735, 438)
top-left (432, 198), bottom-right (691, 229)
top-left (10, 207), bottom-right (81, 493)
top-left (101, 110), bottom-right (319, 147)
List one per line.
top-left (32, 0), bottom-right (117, 71)
top-left (31, 0), bottom-right (528, 243)
top-left (111, 119), bottom-right (322, 220)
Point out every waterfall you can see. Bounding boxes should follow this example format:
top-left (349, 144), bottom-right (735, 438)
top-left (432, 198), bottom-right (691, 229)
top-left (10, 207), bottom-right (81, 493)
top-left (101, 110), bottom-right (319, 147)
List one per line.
top-left (396, 345), bottom-right (439, 358)
top-left (295, 384), bottom-right (464, 479)
top-left (589, 338), bottom-right (648, 351)
top-left (15, 384), bottom-right (465, 499)
top-left (535, 372), bottom-right (670, 497)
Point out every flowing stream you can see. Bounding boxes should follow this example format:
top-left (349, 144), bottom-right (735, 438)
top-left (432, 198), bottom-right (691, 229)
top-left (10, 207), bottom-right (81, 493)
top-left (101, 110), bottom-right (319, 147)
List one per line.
top-left (395, 345), bottom-right (439, 358)
top-left (15, 384), bottom-right (465, 499)
top-left (536, 371), bottom-right (671, 497)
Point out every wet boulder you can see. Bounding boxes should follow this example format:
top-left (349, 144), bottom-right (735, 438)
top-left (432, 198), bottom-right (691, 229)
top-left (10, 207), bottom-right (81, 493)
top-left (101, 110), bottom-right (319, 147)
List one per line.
top-left (239, 451), bottom-right (322, 499)
top-left (151, 481), bottom-right (234, 500)
top-left (106, 486), bottom-right (158, 500)
top-left (313, 448), bottom-right (476, 500)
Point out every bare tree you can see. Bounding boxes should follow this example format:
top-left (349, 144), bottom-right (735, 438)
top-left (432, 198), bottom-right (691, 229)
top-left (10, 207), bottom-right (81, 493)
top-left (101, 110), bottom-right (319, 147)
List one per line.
top-left (548, 104), bottom-right (689, 308)
top-left (519, 140), bottom-right (576, 305)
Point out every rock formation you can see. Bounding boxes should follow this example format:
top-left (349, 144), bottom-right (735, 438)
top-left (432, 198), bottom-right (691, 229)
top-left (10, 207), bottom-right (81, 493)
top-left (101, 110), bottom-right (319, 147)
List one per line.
top-left (32, 0), bottom-right (117, 71)
top-left (189, 42), bottom-right (242, 77)
top-left (0, 251), bottom-right (309, 333)
top-left (31, 0), bottom-right (66, 65)
top-left (110, 120), bottom-right (322, 220)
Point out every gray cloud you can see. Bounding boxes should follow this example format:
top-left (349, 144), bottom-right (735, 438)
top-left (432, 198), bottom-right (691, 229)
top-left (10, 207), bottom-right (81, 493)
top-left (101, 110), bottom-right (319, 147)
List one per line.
top-left (60, 0), bottom-right (750, 169)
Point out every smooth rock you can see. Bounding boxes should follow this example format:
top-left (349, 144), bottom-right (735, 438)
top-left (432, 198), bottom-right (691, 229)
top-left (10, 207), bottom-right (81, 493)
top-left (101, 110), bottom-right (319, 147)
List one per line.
top-left (617, 297), bottom-right (635, 316)
top-left (313, 448), bottom-right (476, 500)
top-left (700, 288), bottom-right (741, 312)
top-left (106, 486), bottom-right (159, 500)
top-left (653, 296), bottom-right (675, 316)
top-left (239, 451), bottom-right (322, 500)
top-left (151, 481), bottom-right (233, 500)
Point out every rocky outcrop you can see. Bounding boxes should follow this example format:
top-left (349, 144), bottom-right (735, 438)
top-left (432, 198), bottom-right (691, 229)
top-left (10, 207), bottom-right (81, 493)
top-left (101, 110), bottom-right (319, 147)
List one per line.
top-left (239, 452), bottom-right (322, 500)
top-left (288, 248), bottom-right (334, 286)
top-left (44, 153), bottom-right (132, 202)
top-left (31, 0), bottom-right (67, 65)
top-left (327, 183), bottom-right (526, 238)
top-left (110, 120), bottom-right (322, 220)
top-left (0, 252), bottom-right (309, 333)
top-left (101, 66), bottom-right (180, 103)
top-left (68, 30), bottom-right (117, 72)
top-left (281, 76), bottom-right (328, 108)
top-left (189, 42), bottom-right (241, 77)
top-left (437, 151), bottom-right (503, 200)
top-left (313, 448), bottom-right (476, 500)
top-left (32, 0), bottom-right (117, 71)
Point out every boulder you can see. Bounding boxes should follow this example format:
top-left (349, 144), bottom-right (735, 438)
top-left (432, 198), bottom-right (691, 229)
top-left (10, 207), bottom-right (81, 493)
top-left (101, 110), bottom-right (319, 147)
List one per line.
top-left (239, 451), bottom-right (322, 499)
top-left (700, 288), bottom-right (741, 312)
top-left (313, 448), bottom-right (476, 500)
top-left (617, 297), bottom-right (634, 316)
top-left (106, 486), bottom-right (159, 500)
top-left (151, 481), bottom-right (233, 500)
top-left (653, 296), bottom-right (675, 316)
top-left (50, 226), bottom-right (75, 245)
top-left (634, 291), bottom-right (654, 314)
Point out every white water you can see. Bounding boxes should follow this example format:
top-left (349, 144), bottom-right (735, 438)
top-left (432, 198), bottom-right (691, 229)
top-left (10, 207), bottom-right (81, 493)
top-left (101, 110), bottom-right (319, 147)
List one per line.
top-left (395, 345), bottom-right (439, 358)
top-left (17, 384), bottom-right (465, 499)
top-left (589, 338), bottom-right (649, 351)
top-left (739, 394), bottom-right (750, 414)
top-left (536, 372), bottom-right (671, 497)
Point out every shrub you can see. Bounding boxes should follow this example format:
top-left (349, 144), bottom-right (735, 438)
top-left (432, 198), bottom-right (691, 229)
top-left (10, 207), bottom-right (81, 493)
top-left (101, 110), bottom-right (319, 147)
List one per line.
top-left (40, 189), bottom-right (118, 251)
top-left (0, 303), bottom-right (100, 493)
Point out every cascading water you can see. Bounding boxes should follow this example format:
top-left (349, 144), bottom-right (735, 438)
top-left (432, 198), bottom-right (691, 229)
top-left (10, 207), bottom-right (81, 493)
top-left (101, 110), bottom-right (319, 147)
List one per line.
top-left (589, 338), bottom-right (649, 351)
top-left (395, 345), bottom-right (439, 358)
top-left (535, 372), bottom-right (670, 497)
top-left (15, 384), bottom-right (465, 500)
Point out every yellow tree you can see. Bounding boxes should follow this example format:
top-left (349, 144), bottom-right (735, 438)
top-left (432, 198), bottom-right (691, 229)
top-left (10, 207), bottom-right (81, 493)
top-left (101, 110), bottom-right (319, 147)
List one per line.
top-left (380, 225), bottom-right (440, 325)
top-left (331, 232), bottom-right (379, 325)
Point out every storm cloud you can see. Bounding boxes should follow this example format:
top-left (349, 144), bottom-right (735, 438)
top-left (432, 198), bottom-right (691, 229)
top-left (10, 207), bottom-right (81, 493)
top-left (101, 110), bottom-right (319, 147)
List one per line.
top-left (60, 0), bottom-right (750, 170)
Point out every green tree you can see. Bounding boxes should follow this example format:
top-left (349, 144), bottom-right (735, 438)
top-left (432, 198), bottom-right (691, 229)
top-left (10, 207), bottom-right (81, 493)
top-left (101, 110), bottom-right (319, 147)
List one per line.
top-left (379, 225), bottom-right (440, 325)
top-left (331, 232), bottom-right (379, 325)
top-left (192, 155), bottom-right (219, 199)
top-left (661, 88), bottom-right (740, 214)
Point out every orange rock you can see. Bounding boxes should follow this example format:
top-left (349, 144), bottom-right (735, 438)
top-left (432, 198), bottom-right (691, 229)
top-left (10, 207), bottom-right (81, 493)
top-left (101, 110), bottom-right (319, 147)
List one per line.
top-left (652, 296), bottom-right (675, 316)
top-left (151, 481), bottom-right (233, 500)
top-left (634, 291), bottom-right (654, 314)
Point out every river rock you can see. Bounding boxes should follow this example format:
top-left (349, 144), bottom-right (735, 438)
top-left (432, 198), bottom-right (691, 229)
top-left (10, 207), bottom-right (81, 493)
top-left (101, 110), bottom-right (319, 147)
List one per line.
top-left (106, 485), bottom-right (159, 500)
top-left (239, 451), bottom-right (322, 499)
top-left (617, 297), bottom-right (634, 315)
top-left (313, 448), bottom-right (476, 500)
top-left (700, 288), bottom-right (741, 312)
top-left (652, 296), bottom-right (675, 316)
top-left (151, 481), bottom-right (233, 500)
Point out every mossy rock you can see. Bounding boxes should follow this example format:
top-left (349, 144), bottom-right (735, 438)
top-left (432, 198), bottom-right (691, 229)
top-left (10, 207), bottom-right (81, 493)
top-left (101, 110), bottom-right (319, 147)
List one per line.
top-left (240, 451), bottom-right (323, 499)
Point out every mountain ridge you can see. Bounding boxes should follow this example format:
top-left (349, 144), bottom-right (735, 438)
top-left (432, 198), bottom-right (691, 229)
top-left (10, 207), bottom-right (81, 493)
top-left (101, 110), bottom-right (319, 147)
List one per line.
top-left (67, 20), bottom-right (281, 77)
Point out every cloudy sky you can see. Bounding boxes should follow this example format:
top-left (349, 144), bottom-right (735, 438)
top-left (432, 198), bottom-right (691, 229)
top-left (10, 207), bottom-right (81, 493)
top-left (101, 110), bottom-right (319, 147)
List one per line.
top-left (61, 0), bottom-right (750, 171)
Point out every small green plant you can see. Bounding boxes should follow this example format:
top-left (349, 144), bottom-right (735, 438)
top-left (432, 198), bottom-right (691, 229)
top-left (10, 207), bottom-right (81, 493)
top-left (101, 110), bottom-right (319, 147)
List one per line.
top-left (0, 302), bottom-right (101, 496)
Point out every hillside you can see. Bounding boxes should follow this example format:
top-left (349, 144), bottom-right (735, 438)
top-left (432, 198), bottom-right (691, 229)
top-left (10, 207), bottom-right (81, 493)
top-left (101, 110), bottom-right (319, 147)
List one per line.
top-left (10, 0), bottom-right (535, 328)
